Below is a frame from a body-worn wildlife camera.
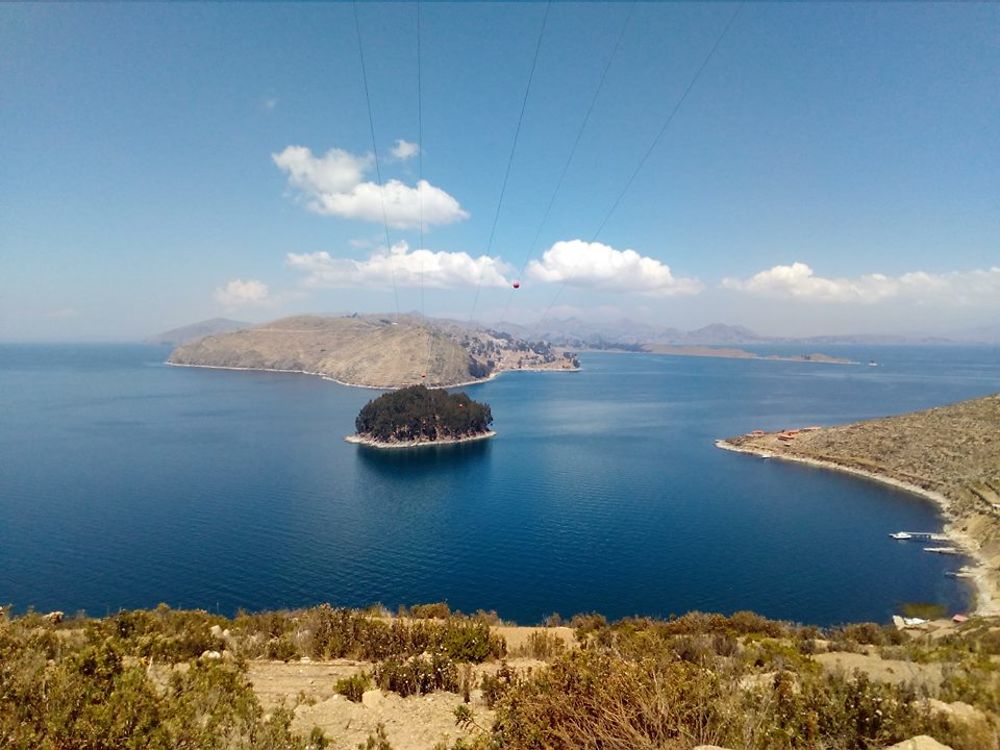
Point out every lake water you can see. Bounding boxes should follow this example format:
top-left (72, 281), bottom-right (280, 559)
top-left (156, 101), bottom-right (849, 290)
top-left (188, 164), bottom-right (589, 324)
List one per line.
top-left (1, 343), bottom-right (997, 625)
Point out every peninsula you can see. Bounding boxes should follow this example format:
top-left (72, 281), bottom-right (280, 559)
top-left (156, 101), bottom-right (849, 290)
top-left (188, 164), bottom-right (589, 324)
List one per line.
top-left (717, 394), bottom-right (1000, 614)
top-left (347, 385), bottom-right (494, 448)
top-left (645, 343), bottom-right (857, 364)
top-left (166, 314), bottom-right (579, 389)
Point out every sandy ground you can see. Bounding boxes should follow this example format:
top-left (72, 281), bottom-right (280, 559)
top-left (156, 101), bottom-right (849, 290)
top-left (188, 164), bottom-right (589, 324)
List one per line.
top-left (248, 657), bottom-right (549, 750)
top-left (814, 651), bottom-right (945, 690)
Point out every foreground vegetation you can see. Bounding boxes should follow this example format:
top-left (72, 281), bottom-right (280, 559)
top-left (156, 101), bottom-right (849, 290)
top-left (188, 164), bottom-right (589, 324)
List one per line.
top-left (354, 386), bottom-right (494, 444)
top-left (2, 604), bottom-right (998, 749)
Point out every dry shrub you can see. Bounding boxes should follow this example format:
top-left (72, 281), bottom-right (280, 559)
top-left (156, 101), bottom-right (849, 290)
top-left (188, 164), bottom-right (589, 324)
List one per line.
top-left (513, 630), bottom-right (566, 660)
top-left (0, 615), bottom-right (314, 749)
top-left (409, 602), bottom-right (451, 619)
top-left (568, 612), bottom-right (606, 639)
top-left (357, 723), bottom-right (393, 750)
top-left (372, 655), bottom-right (458, 697)
top-left (279, 606), bottom-right (504, 663)
top-left (489, 646), bottom-right (986, 750)
top-left (490, 649), bottom-right (736, 750)
top-left (480, 662), bottom-right (522, 709)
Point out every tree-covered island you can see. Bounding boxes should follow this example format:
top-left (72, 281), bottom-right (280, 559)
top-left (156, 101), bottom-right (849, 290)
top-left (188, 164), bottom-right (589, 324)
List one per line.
top-left (347, 385), bottom-right (495, 447)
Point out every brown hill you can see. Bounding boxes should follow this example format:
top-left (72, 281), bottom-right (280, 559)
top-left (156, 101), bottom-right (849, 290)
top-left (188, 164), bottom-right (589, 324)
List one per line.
top-left (167, 314), bottom-right (578, 388)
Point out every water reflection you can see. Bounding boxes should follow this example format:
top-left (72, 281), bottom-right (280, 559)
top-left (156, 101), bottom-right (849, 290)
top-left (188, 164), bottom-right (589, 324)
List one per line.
top-left (355, 437), bottom-right (493, 478)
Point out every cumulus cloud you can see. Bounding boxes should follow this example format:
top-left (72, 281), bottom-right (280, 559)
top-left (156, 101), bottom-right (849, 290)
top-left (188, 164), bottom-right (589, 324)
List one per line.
top-left (215, 279), bottom-right (270, 308)
top-left (287, 242), bottom-right (510, 290)
top-left (272, 145), bottom-right (466, 229)
top-left (526, 239), bottom-right (703, 296)
top-left (273, 146), bottom-right (371, 195)
top-left (390, 139), bottom-right (419, 160)
top-left (722, 262), bottom-right (1000, 305)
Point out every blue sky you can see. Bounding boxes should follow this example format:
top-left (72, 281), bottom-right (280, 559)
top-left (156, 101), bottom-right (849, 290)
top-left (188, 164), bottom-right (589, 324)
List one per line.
top-left (2, 2), bottom-right (998, 340)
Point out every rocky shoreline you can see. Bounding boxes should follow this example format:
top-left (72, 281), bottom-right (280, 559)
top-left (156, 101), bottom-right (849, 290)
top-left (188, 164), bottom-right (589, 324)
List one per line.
top-left (345, 431), bottom-right (496, 449)
top-left (166, 361), bottom-right (576, 390)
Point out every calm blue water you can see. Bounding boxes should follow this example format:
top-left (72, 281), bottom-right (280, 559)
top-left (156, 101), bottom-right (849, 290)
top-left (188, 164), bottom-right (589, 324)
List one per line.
top-left (1, 344), bottom-right (998, 625)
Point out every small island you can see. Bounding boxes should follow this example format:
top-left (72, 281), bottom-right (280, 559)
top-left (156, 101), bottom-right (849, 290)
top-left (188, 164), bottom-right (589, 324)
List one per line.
top-left (346, 385), bottom-right (495, 448)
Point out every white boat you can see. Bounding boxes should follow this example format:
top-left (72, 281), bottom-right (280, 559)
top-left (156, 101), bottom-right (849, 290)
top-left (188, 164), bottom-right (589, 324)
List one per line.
top-left (924, 546), bottom-right (959, 555)
top-left (890, 532), bottom-right (912, 540)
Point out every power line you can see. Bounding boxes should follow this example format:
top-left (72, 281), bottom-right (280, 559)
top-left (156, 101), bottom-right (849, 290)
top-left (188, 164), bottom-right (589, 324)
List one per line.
top-left (417, 0), bottom-right (433, 380)
top-left (418, 0), bottom-right (425, 322)
top-left (532, 1), bottom-right (745, 338)
top-left (590, 1), bottom-right (745, 244)
top-left (499, 0), bottom-right (636, 326)
top-left (353, 0), bottom-right (401, 320)
top-left (469, 0), bottom-right (552, 321)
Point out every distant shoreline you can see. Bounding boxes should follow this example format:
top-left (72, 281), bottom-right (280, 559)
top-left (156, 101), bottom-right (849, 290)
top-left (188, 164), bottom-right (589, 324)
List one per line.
top-left (345, 431), bottom-right (496, 449)
top-left (585, 346), bottom-right (858, 365)
top-left (715, 438), bottom-right (998, 617)
top-left (165, 361), bottom-right (577, 390)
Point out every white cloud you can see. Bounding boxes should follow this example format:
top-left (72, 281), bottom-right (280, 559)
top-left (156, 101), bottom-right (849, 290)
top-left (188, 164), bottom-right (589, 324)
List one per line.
top-left (272, 145), bottom-right (467, 229)
top-left (273, 146), bottom-right (371, 195)
top-left (287, 242), bottom-right (510, 290)
top-left (312, 179), bottom-right (467, 229)
top-left (722, 262), bottom-right (1000, 306)
top-left (526, 239), bottom-right (703, 296)
top-left (390, 139), bottom-right (419, 160)
top-left (215, 279), bottom-right (270, 308)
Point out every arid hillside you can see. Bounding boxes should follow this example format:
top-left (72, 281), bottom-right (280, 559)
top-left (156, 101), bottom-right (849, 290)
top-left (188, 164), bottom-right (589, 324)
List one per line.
top-left (167, 314), bottom-right (578, 388)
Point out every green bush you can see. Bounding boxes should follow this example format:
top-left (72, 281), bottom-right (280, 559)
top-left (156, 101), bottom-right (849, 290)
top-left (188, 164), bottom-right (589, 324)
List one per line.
top-left (373, 655), bottom-right (458, 697)
top-left (335, 673), bottom-right (371, 703)
top-left (441, 620), bottom-right (505, 663)
top-left (0, 615), bottom-right (315, 750)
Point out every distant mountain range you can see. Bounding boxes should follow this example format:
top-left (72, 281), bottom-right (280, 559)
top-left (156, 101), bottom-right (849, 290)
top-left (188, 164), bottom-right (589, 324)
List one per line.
top-left (147, 315), bottom-right (998, 355)
top-left (490, 318), bottom-right (980, 347)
